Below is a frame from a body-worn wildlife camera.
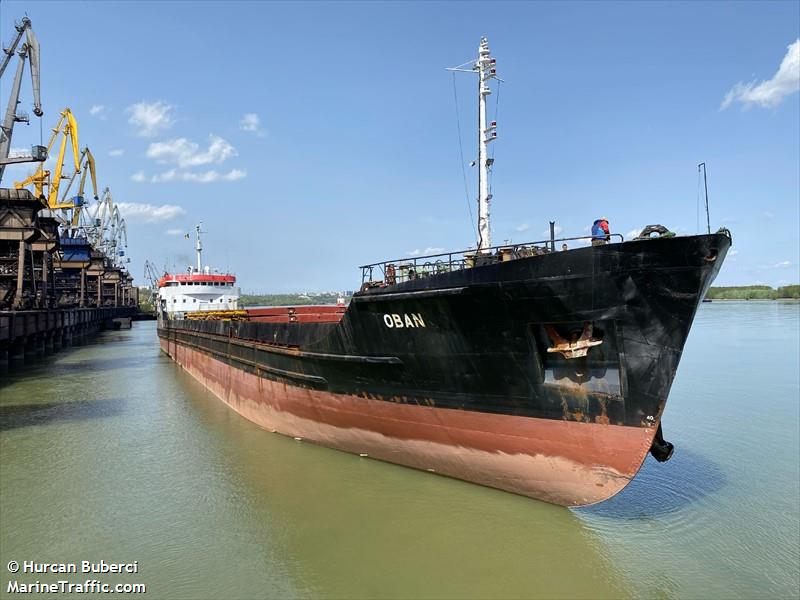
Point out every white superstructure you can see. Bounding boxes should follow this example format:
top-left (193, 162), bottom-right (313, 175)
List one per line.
top-left (157, 224), bottom-right (240, 318)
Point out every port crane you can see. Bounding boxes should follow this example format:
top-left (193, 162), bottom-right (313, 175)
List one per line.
top-left (87, 187), bottom-right (128, 266)
top-left (143, 260), bottom-right (161, 304)
top-left (109, 209), bottom-right (129, 267)
top-left (0, 17), bottom-right (46, 182)
top-left (58, 146), bottom-right (99, 228)
top-left (14, 108), bottom-right (81, 211)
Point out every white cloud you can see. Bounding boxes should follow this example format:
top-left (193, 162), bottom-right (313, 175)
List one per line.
top-left (130, 170), bottom-right (146, 183)
top-left (729, 249), bottom-right (739, 256)
top-left (165, 228), bottom-right (184, 236)
top-left (239, 113), bottom-right (264, 136)
top-left (89, 104), bottom-right (108, 119)
top-left (515, 223), bottom-right (530, 232)
top-left (721, 39), bottom-right (800, 110)
top-left (774, 260), bottom-right (792, 268)
top-left (116, 202), bottom-right (185, 223)
top-left (407, 247), bottom-right (444, 256)
top-left (626, 228), bottom-right (641, 240)
top-left (181, 170), bottom-right (220, 184)
top-left (150, 167), bottom-right (247, 184)
top-left (109, 148), bottom-right (124, 157)
top-left (8, 147), bottom-right (28, 158)
top-left (143, 135), bottom-right (245, 183)
top-left (150, 169), bottom-right (176, 183)
top-left (146, 135), bottom-right (236, 167)
top-left (127, 101), bottom-right (174, 137)
top-left (222, 168), bottom-right (246, 181)
top-left (763, 210), bottom-right (774, 219)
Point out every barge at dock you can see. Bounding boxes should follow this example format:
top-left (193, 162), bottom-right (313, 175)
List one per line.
top-left (157, 38), bottom-right (730, 506)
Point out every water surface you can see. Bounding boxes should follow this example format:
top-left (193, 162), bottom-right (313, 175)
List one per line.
top-left (1, 302), bottom-right (798, 598)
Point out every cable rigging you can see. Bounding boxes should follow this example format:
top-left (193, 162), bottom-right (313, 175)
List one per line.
top-left (452, 72), bottom-right (478, 242)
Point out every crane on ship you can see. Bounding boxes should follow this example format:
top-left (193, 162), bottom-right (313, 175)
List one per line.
top-left (0, 16), bottom-right (46, 183)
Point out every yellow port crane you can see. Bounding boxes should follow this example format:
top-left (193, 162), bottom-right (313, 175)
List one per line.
top-left (59, 146), bottom-right (99, 227)
top-left (14, 107), bottom-right (82, 213)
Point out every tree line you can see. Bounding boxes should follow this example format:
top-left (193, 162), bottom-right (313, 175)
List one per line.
top-left (706, 285), bottom-right (800, 300)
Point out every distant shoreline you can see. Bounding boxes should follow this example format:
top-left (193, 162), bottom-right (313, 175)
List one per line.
top-left (706, 285), bottom-right (799, 301)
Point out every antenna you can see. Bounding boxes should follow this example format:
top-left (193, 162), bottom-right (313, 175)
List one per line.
top-left (448, 37), bottom-right (501, 252)
top-left (698, 163), bottom-right (710, 234)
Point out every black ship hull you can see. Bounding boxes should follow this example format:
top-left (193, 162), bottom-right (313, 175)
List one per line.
top-left (159, 233), bottom-right (730, 506)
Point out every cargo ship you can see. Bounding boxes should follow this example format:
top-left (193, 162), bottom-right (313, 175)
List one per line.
top-left (157, 38), bottom-right (730, 506)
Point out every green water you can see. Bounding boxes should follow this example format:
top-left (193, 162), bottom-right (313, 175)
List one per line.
top-left (1, 302), bottom-right (798, 599)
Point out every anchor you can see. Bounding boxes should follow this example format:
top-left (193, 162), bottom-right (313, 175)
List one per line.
top-left (649, 423), bottom-right (675, 462)
top-left (544, 322), bottom-right (603, 360)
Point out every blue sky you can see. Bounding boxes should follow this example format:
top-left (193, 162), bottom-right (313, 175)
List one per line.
top-left (2, 1), bottom-right (798, 292)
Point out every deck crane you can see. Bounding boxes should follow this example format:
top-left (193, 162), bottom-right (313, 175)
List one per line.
top-left (0, 16), bottom-right (46, 182)
top-left (13, 108), bottom-right (81, 210)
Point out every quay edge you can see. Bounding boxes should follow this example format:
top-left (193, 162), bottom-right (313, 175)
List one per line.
top-left (0, 306), bottom-right (136, 371)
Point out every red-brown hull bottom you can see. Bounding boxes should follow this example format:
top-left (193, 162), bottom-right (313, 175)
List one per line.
top-left (161, 339), bottom-right (657, 506)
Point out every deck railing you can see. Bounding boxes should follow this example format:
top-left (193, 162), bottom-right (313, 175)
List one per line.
top-left (359, 234), bottom-right (624, 287)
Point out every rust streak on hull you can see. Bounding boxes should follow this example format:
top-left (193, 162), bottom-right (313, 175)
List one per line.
top-left (162, 338), bottom-right (657, 507)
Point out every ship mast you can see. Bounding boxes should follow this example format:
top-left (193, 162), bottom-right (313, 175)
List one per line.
top-left (448, 37), bottom-right (499, 252)
top-left (195, 223), bottom-right (203, 272)
top-left (476, 38), bottom-right (497, 251)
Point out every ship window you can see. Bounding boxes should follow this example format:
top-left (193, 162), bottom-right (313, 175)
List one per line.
top-left (183, 299), bottom-right (186, 303)
top-left (173, 299), bottom-right (177, 303)
top-left (193, 299), bottom-right (197, 302)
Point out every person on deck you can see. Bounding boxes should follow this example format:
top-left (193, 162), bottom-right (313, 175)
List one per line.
top-left (591, 217), bottom-right (611, 246)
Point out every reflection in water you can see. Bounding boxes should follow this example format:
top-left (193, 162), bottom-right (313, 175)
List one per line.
top-left (0, 398), bottom-right (125, 431)
top-left (180, 367), bottom-right (631, 599)
top-left (581, 449), bottom-right (727, 520)
top-left (1, 303), bottom-right (798, 599)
